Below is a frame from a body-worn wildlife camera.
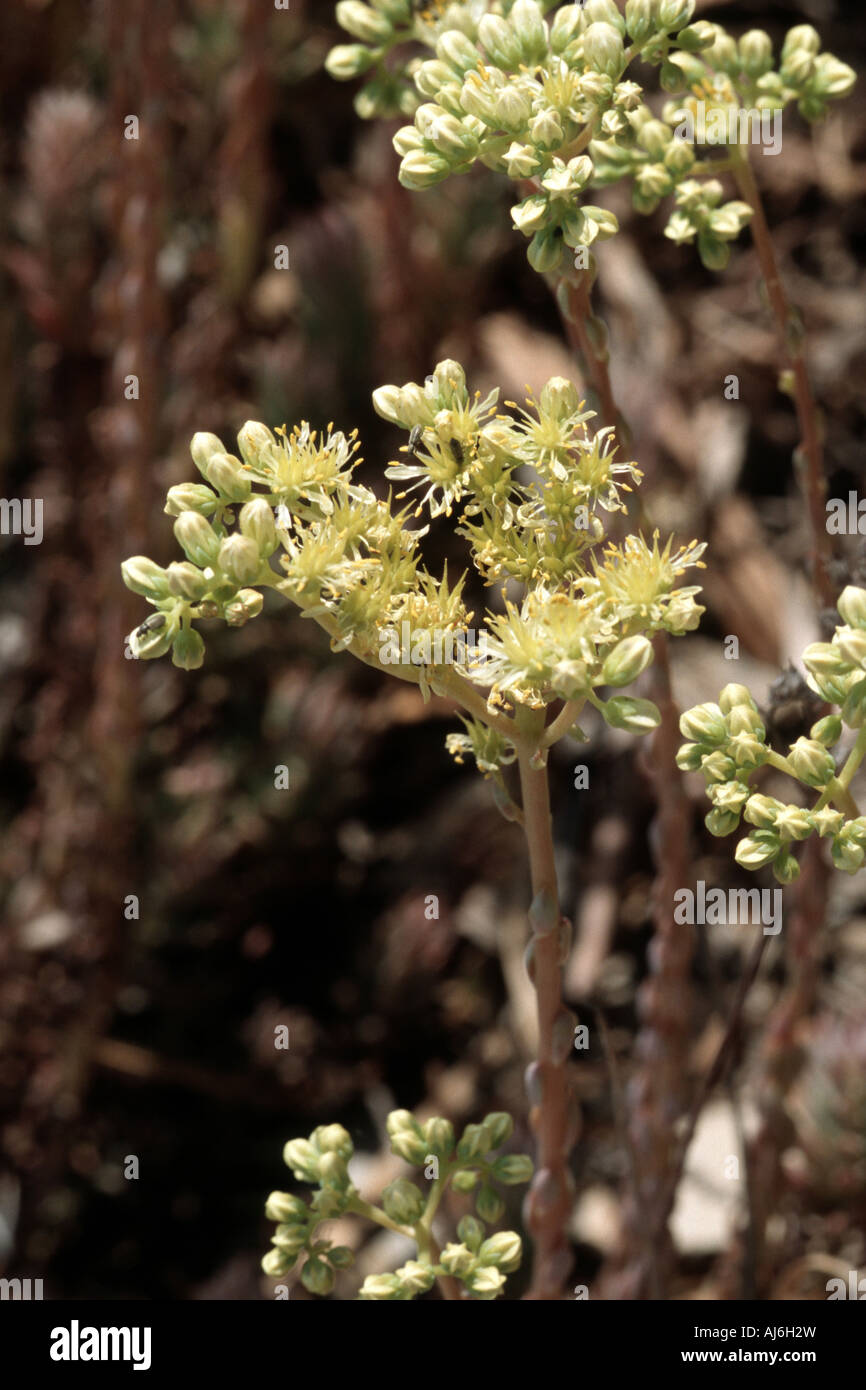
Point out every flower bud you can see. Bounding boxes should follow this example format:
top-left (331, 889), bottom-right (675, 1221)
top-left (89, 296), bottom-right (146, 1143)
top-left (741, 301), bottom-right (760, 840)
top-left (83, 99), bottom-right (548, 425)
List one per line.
top-left (837, 586), bottom-right (866, 631)
top-left (301, 1257), bottom-right (336, 1296)
top-left (727, 730), bottom-right (767, 771)
top-left (788, 736), bottom-right (836, 788)
top-left (491, 1153), bottom-right (534, 1184)
top-left (810, 54), bottom-right (856, 100)
top-left (389, 1128), bottom-right (429, 1165)
top-left (329, 1245), bottom-right (354, 1269)
top-left (841, 677), bottom-right (866, 730)
top-left (190, 431), bottom-right (225, 480)
top-left (494, 86), bottom-right (532, 130)
top-left (625, 0), bottom-right (657, 45)
top-left (171, 628), bottom-right (205, 671)
top-left (676, 20), bottom-right (717, 52)
top-left (317, 1151), bottom-right (350, 1190)
top-left (811, 806), bottom-right (844, 839)
top-left (465, 1265), bottom-right (506, 1298)
top-left (335, 1), bottom-right (392, 45)
top-left (658, 0), bottom-right (694, 31)
top-left (218, 534), bottom-right (261, 586)
top-left (164, 482), bottom-right (219, 517)
top-left (700, 750), bottom-right (736, 783)
top-left (774, 806), bottom-right (813, 842)
top-left (510, 0), bottom-right (548, 63)
top-left (399, 148), bottom-right (450, 190)
top-left (457, 1123), bottom-right (492, 1162)
top-left (479, 1231), bottom-right (522, 1271)
top-left (225, 589), bottom-right (264, 626)
top-left (735, 830), bottom-right (780, 870)
top-left (705, 808), bottom-right (739, 837)
top-left (478, 13), bottom-right (522, 68)
top-left (272, 1223), bottom-right (308, 1254)
top-left (782, 26), bottom-right (821, 62)
top-left (122, 556), bottom-right (171, 599)
top-left (396, 1260), bottom-right (435, 1294)
top-left (440, 1242), bottom-right (475, 1277)
top-left (239, 498), bottom-right (278, 556)
top-left (476, 1184), bottom-right (505, 1223)
top-left (457, 1215), bottom-right (485, 1251)
top-left (530, 108), bottom-right (564, 150)
top-left (313, 1123), bottom-right (353, 1158)
top-left (481, 1112), bottom-right (514, 1148)
top-left (831, 832), bottom-right (865, 875)
top-left (325, 42), bottom-right (378, 81)
top-left (423, 1117), bottom-right (455, 1157)
top-left (601, 635), bottom-right (654, 688)
top-left (739, 30), bottom-right (773, 78)
top-left (358, 1272), bottom-right (401, 1299)
top-left (718, 683), bottom-right (757, 715)
top-left (676, 741), bottom-right (703, 771)
top-left (744, 795), bottom-right (784, 830)
top-left (679, 702), bottom-right (726, 746)
top-left (174, 512), bottom-right (221, 568)
top-left (773, 850), bottom-right (800, 885)
top-left (810, 715), bottom-right (842, 749)
top-left (527, 230), bottom-right (564, 274)
top-left (585, 0), bottom-right (625, 33)
top-left (583, 22), bottom-right (625, 79)
top-left (283, 1138), bottom-right (320, 1181)
top-left (727, 705), bottom-right (765, 740)
top-left (802, 641), bottom-right (853, 681)
top-left (603, 695), bottom-right (661, 734)
top-left (550, 5), bottom-right (584, 56)
top-left (382, 1178), bottom-right (425, 1224)
top-left (166, 561), bottom-right (209, 601)
top-left (204, 452), bottom-right (252, 503)
top-left (130, 620), bottom-right (174, 661)
top-left (437, 30), bottom-right (482, 75)
top-left (261, 1247), bottom-right (292, 1278)
top-left (451, 1168), bottom-right (479, 1193)
top-left (835, 625), bottom-right (866, 670)
top-left (265, 1191), bottom-right (308, 1224)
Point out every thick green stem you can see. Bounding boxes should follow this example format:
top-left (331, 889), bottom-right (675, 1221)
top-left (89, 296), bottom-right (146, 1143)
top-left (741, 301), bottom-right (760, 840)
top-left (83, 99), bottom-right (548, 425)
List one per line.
top-left (517, 710), bottom-right (575, 1300)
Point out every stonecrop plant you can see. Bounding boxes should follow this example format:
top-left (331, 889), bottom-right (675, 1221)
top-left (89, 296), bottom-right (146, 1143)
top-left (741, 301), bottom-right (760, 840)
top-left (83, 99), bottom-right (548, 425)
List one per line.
top-left (123, 0), bottom-right (858, 1300)
top-left (679, 591), bottom-right (866, 883)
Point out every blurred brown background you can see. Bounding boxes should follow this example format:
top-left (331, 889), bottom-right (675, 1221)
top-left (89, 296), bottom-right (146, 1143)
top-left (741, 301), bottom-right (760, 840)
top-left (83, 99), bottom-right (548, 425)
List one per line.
top-left (0, 0), bottom-right (865, 1300)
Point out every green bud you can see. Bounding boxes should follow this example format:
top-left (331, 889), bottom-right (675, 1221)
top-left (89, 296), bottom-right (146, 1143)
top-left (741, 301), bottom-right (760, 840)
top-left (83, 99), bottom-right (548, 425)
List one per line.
top-left (396, 1260), bottom-right (435, 1294)
top-left (456, 1215), bottom-right (485, 1251)
top-left (835, 626), bottom-right (866, 670)
top-left (550, 5), bottom-right (585, 56)
top-left (803, 641), bottom-right (853, 680)
top-left (773, 850), bottom-right (800, 885)
top-left (697, 230), bottom-right (730, 272)
top-left (837, 587), bottom-right (866, 631)
top-left (382, 1178), bottom-right (425, 1225)
top-left (657, 0), bottom-right (694, 32)
top-left (679, 702), bottom-right (726, 746)
top-left (437, 30), bottom-right (482, 75)
top-left (457, 1123), bottom-right (492, 1162)
top-left (527, 230), bottom-right (564, 275)
top-left (782, 26), bottom-right (821, 62)
top-left (399, 147), bottom-right (451, 191)
top-left (313, 1123), bottom-right (353, 1158)
top-left (174, 511), bottom-right (221, 568)
top-left (676, 21), bottom-right (716, 53)
top-left (735, 830), bottom-right (781, 870)
top-left (265, 1191), bottom-right (309, 1224)
top-left (318, 1151), bottom-right (350, 1190)
top-left (166, 561), bottom-right (209, 601)
top-left (465, 1264), bottom-right (506, 1299)
top-left (440, 1242), bottom-right (475, 1277)
top-left (164, 482), bottom-right (219, 517)
top-left (478, 14), bottom-right (522, 68)
top-left (811, 715), bottom-right (843, 747)
top-left (204, 451), bottom-right (252, 503)
top-left (272, 1223), bottom-right (308, 1254)
top-left (831, 833), bottom-right (865, 875)
top-left (335, 1), bottom-right (392, 45)
top-left (708, 779), bottom-right (750, 814)
top-left (190, 431), bottom-right (225, 480)
top-left (601, 634), bottom-right (653, 687)
top-left (512, 194), bottom-right (550, 236)
top-left (218, 534), bottom-right (261, 586)
top-left (389, 1129), bottom-right (429, 1165)
top-left (451, 1168), bottom-right (480, 1193)
top-left (239, 498), bottom-right (278, 556)
top-left (809, 54), bottom-right (856, 101)
top-left (121, 556), bottom-right (171, 599)
top-left (812, 806), bottom-right (844, 839)
top-left (700, 750), bottom-right (736, 783)
top-left (328, 1246), bottom-right (354, 1269)
top-left (841, 677), bottom-right (866, 730)
top-left (423, 1117), bottom-right (455, 1157)
top-left (129, 619), bottom-right (174, 661)
top-left (739, 30), bottom-right (773, 79)
top-left (744, 795), bottom-right (784, 830)
top-left (774, 806), bottom-right (813, 842)
top-left (727, 705), bottom-right (765, 740)
top-left (509, 0), bottom-right (548, 64)
top-left (625, 0), bottom-right (657, 46)
top-left (325, 43), bottom-right (378, 81)
top-left (583, 22), bottom-right (625, 79)
top-left (491, 1153), bottom-right (534, 1185)
top-left (602, 695), bottom-right (661, 734)
top-left (237, 421), bottom-right (281, 473)
top-left (718, 683), bottom-right (758, 715)
top-left (476, 1184), bottom-right (505, 1223)
top-left (225, 589), bottom-right (264, 626)
top-left (283, 1138), bottom-right (320, 1181)
top-left (301, 1257), bottom-right (336, 1296)
top-left (676, 741), bottom-right (703, 772)
top-left (727, 730), bottom-right (767, 772)
top-left (171, 627), bottom-right (205, 671)
top-left (479, 1230), bottom-right (522, 1271)
top-left (358, 1273), bottom-right (401, 1300)
top-left (481, 1112), bottom-right (514, 1148)
top-left (261, 1247), bottom-right (292, 1278)
top-left (788, 736), bottom-right (836, 788)
top-left (706, 808), bottom-right (740, 837)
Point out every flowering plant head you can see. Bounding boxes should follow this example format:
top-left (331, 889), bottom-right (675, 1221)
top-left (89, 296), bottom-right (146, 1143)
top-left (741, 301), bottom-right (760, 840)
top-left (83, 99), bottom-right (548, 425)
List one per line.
top-left (122, 358), bottom-right (706, 781)
top-left (678, 588), bottom-right (866, 883)
top-left (326, 1), bottom-right (854, 272)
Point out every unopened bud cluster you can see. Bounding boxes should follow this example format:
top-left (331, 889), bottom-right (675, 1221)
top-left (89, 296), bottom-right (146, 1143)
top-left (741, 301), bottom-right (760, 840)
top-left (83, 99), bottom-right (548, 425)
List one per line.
top-left (325, 2), bottom-right (855, 273)
top-left (261, 1109), bottom-right (531, 1300)
top-left (678, 590), bottom-right (866, 880)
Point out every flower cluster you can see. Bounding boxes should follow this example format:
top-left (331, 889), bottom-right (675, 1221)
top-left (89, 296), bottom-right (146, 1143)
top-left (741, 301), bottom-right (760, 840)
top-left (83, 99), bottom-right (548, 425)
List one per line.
top-left (325, 2), bottom-right (855, 273)
top-left (122, 359), bottom-right (706, 776)
top-left (261, 1110), bottom-right (532, 1300)
top-left (678, 588), bottom-right (866, 881)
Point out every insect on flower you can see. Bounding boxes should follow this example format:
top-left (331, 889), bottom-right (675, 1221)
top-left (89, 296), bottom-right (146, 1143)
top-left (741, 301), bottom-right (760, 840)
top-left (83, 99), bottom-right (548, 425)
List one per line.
top-left (135, 613), bottom-right (167, 637)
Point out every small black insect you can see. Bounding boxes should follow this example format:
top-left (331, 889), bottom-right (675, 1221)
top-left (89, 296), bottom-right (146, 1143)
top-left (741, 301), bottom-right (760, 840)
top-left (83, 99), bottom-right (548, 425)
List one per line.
top-left (449, 437), bottom-right (465, 465)
top-left (763, 663), bottom-right (824, 746)
top-left (135, 613), bottom-right (166, 638)
top-left (408, 424), bottom-right (424, 457)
